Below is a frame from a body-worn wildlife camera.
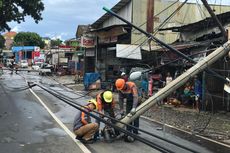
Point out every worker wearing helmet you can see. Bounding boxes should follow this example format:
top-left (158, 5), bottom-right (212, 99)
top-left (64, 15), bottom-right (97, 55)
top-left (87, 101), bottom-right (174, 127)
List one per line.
top-left (96, 90), bottom-right (115, 118)
top-left (73, 99), bottom-right (99, 144)
top-left (115, 78), bottom-right (140, 142)
top-left (95, 90), bottom-right (118, 138)
top-left (121, 72), bottom-right (128, 82)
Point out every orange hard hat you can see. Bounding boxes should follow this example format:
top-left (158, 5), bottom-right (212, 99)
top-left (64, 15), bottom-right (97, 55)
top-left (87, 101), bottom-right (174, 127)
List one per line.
top-left (115, 78), bottom-right (125, 90)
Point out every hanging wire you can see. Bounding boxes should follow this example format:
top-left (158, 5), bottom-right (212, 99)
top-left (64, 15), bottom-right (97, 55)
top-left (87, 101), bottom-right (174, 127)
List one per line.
top-left (192, 86), bottom-right (214, 134)
top-left (9, 70), bottom-right (199, 152)
top-left (131, 0), bottom-right (180, 33)
top-left (115, 0), bottom-right (189, 59)
top-left (152, 0), bottom-right (189, 36)
top-left (34, 83), bottom-right (199, 153)
top-left (106, 0), bottom-right (180, 55)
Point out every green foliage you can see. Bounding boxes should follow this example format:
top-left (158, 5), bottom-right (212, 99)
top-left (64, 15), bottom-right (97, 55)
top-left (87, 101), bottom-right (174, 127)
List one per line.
top-left (0, 0), bottom-right (44, 31)
top-left (51, 39), bottom-right (62, 48)
top-left (14, 32), bottom-right (44, 48)
top-left (0, 35), bottom-right (5, 48)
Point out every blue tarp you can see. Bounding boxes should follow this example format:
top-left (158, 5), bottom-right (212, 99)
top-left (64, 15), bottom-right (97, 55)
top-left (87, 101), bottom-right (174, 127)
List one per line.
top-left (12, 46), bottom-right (36, 52)
top-left (83, 73), bottom-right (100, 90)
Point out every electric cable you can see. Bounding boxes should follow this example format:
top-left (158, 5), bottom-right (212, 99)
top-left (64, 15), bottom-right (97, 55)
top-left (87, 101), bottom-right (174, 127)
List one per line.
top-left (34, 83), bottom-right (177, 153)
top-left (35, 82), bottom-right (200, 153)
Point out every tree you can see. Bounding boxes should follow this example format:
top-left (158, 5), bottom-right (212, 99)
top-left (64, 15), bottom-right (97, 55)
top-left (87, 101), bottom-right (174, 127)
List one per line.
top-left (0, 35), bottom-right (5, 48)
top-left (0, 0), bottom-right (44, 31)
top-left (51, 39), bottom-right (62, 48)
top-left (14, 32), bottom-right (45, 48)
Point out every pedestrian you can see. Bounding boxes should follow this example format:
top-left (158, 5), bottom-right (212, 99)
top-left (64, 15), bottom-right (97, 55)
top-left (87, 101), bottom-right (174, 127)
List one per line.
top-left (194, 75), bottom-right (202, 110)
top-left (73, 99), bottom-right (99, 144)
top-left (115, 78), bottom-right (139, 142)
top-left (165, 72), bottom-right (173, 86)
top-left (165, 72), bottom-right (173, 103)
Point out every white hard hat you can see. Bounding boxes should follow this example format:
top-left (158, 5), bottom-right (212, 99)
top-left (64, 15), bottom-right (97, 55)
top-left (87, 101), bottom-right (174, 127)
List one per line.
top-left (121, 72), bottom-right (126, 76)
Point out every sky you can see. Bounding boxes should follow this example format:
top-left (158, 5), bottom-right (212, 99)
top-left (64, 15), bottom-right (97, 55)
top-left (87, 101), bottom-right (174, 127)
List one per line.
top-left (8, 0), bottom-right (230, 41)
top-left (8, 0), bottom-right (120, 40)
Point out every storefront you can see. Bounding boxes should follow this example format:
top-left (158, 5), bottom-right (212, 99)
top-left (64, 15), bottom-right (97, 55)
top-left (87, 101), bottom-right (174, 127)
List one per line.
top-left (12, 46), bottom-right (40, 65)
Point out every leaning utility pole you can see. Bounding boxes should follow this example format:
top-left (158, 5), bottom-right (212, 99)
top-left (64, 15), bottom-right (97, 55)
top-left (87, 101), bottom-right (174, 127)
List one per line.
top-left (200, 0), bottom-right (227, 42)
top-left (117, 41), bottom-right (230, 127)
top-left (102, 3), bottom-right (230, 127)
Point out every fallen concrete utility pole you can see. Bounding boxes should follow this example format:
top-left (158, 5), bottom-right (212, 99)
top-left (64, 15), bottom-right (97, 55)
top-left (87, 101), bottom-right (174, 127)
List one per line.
top-left (117, 41), bottom-right (230, 127)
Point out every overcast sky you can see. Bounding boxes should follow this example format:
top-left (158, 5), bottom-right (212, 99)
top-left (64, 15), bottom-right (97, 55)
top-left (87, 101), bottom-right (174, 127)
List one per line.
top-left (8, 0), bottom-right (230, 40)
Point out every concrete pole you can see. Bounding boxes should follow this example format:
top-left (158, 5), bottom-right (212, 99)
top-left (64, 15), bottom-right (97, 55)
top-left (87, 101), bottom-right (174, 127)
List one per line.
top-left (117, 41), bottom-right (230, 128)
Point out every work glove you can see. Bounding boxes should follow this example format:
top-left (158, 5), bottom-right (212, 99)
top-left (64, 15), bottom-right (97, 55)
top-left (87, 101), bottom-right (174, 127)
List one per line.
top-left (130, 108), bottom-right (136, 115)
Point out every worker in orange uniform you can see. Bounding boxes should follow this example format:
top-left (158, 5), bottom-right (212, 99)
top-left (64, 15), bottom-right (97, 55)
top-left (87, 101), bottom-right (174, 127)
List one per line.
top-left (96, 90), bottom-right (116, 119)
top-left (115, 78), bottom-right (139, 142)
top-left (95, 90), bottom-right (118, 138)
top-left (73, 99), bottom-right (99, 144)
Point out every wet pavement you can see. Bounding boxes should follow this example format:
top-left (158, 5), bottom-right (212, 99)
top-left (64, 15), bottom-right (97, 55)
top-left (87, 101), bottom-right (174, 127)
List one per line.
top-left (1, 70), bottom-right (229, 153)
top-left (0, 71), bottom-right (85, 153)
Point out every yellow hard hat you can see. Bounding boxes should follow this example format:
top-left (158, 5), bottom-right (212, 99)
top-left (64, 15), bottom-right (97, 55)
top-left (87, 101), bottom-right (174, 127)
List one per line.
top-left (103, 91), bottom-right (113, 103)
top-left (88, 99), bottom-right (98, 110)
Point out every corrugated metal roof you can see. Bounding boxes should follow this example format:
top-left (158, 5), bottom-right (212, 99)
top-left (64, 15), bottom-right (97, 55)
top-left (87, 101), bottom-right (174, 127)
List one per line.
top-left (90, 24), bottom-right (130, 32)
top-left (91, 0), bottom-right (131, 28)
top-left (159, 11), bottom-right (230, 32)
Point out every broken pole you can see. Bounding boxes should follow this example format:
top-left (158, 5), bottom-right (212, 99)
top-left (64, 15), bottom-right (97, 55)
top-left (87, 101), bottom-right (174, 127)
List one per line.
top-left (117, 41), bottom-right (230, 127)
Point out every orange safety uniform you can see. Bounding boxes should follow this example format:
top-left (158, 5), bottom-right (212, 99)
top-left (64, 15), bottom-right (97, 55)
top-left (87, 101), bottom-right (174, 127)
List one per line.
top-left (118, 82), bottom-right (139, 109)
top-left (96, 92), bottom-right (115, 113)
top-left (118, 81), bottom-right (139, 134)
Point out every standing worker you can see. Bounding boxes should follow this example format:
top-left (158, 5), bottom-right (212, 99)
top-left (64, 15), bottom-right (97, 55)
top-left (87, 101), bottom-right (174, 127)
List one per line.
top-left (121, 72), bottom-right (128, 82)
top-left (73, 99), bottom-right (99, 144)
top-left (115, 78), bottom-right (139, 142)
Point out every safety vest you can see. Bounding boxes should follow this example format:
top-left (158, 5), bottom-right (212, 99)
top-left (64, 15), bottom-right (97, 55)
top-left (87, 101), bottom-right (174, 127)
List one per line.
top-left (96, 92), bottom-right (115, 113)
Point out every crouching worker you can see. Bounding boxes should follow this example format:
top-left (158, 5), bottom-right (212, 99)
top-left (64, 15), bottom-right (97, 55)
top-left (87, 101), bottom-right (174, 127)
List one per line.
top-left (96, 90), bottom-right (120, 138)
top-left (73, 99), bottom-right (99, 144)
top-left (97, 90), bottom-right (115, 120)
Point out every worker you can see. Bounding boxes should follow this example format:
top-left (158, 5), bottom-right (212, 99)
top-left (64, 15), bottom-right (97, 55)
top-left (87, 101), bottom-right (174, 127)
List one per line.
top-left (115, 78), bottom-right (139, 142)
top-left (95, 90), bottom-right (119, 138)
top-left (121, 72), bottom-right (128, 82)
top-left (96, 90), bottom-right (116, 119)
top-left (73, 99), bottom-right (99, 144)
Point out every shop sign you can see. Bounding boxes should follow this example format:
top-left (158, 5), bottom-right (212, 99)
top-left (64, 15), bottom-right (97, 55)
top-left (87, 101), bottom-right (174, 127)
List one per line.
top-left (34, 51), bottom-right (40, 57)
top-left (81, 36), bottom-right (95, 48)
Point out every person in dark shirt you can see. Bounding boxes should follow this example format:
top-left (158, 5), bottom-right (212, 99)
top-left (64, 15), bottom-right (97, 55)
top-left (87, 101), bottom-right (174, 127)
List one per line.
top-left (73, 99), bottom-right (98, 144)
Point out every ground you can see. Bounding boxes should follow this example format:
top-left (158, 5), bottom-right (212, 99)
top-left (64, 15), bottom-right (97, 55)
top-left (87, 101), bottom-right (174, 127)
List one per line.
top-left (52, 75), bottom-right (230, 145)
